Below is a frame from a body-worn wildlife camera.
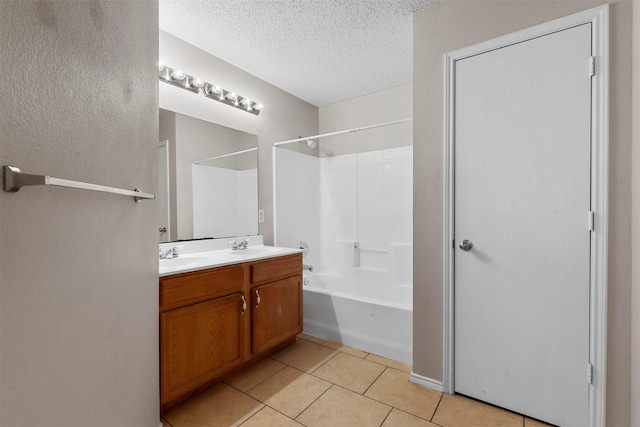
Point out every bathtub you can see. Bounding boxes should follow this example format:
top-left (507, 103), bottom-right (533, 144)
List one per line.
top-left (302, 271), bottom-right (413, 366)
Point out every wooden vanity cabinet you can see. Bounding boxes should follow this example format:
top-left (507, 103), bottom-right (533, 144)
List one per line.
top-left (159, 264), bottom-right (246, 408)
top-left (249, 254), bottom-right (303, 355)
top-left (160, 293), bottom-right (245, 404)
top-left (159, 253), bottom-right (302, 412)
top-left (252, 276), bottom-right (302, 354)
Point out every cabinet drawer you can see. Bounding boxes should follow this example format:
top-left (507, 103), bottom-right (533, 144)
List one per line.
top-left (160, 264), bottom-right (245, 312)
top-left (249, 253), bottom-right (302, 284)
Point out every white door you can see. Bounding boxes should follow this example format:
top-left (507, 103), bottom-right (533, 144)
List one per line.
top-left (158, 141), bottom-right (170, 243)
top-left (454, 24), bottom-right (592, 426)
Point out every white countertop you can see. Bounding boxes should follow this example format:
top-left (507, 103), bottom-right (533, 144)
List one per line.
top-left (159, 238), bottom-right (302, 277)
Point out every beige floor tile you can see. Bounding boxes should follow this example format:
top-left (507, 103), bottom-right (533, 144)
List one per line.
top-left (297, 385), bottom-right (392, 427)
top-left (525, 417), bottom-right (554, 427)
top-left (241, 406), bottom-right (302, 427)
top-left (365, 353), bottom-right (412, 373)
top-left (297, 332), bottom-right (327, 345)
top-left (164, 383), bottom-right (263, 427)
top-left (270, 339), bottom-right (337, 372)
top-left (225, 358), bottom-right (286, 392)
top-left (364, 368), bottom-right (442, 420)
top-left (247, 366), bottom-right (331, 418)
top-left (432, 394), bottom-right (524, 427)
top-left (382, 409), bottom-right (439, 427)
top-left (312, 352), bottom-right (385, 393)
top-left (323, 341), bottom-right (369, 358)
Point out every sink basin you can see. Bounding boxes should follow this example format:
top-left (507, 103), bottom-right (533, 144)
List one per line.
top-left (227, 246), bottom-right (283, 256)
top-left (159, 256), bottom-right (212, 268)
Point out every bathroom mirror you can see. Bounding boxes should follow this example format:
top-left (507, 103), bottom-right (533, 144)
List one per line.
top-left (159, 108), bottom-right (258, 242)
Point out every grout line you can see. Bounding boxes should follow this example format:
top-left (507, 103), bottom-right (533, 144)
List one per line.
top-left (236, 405), bottom-right (267, 426)
top-left (332, 383), bottom-right (395, 410)
top-left (228, 361), bottom-right (288, 394)
top-left (160, 416), bottom-right (174, 427)
top-left (430, 393), bottom-right (445, 422)
top-left (379, 406), bottom-right (393, 426)
top-left (362, 366), bottom-right (387, 396)
top-left (262, 404), bottom-right (306, 426)
top-left (294, 383), bottom-right (335, 422)
top-left (307, 350), bottom-right (339, 374)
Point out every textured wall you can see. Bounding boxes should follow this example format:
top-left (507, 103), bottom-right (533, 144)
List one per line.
top-left (0, 1), bottom-right (159, 426)
top-left (631, 2), bottom-right (640, 425)
top-left (413, 1), bottom-right (634, 426)
top-left (159, 31), bottom-right (318, 245)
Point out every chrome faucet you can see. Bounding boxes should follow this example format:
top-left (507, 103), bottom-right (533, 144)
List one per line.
top-left (159, 246), bottom-right (179, 259)
top-left (230, 239), bottom-right (249, 251)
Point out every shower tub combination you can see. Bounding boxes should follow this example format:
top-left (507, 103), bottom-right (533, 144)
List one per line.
top-left (274, 144), bottom-right (414, 366)
top-left (302, 269), bottom-right (413, 366)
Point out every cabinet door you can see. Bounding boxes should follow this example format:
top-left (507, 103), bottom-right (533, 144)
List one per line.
top-left (160, 293), bottom-right (245, 404)
top-left (252, 276), bottom-right (302, 354)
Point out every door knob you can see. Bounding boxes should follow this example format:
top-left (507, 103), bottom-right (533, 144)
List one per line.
top-left (459, 240), bottom-right (473, 251)
top-left (159, 227), bottom-right (167, 233)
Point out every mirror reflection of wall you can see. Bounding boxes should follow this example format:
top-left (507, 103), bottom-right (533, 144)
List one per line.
top-left (159, 108), bottom-right (258, 242)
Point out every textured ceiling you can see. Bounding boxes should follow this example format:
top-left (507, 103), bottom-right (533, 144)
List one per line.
top-left (159, 0), bottom-right (437, 107)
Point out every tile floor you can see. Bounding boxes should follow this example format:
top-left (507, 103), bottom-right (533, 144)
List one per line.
top-left (161, 333), bottom-right (552, 427)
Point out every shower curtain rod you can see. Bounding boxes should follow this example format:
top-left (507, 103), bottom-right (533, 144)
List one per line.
top-left (272, 118), bottom-right (413, 147)
top-left (193, 147), bottom-right (257, 165)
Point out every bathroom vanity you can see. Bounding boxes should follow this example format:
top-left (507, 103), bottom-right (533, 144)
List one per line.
top-left (158, 240), bottom-right (302, 412)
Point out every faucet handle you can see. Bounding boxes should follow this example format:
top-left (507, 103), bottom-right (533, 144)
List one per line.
top-left (229, 240), bottom-right (239, 250)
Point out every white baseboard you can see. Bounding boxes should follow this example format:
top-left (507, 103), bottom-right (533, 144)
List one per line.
top-left (409, 372), bottom-right (445, 393)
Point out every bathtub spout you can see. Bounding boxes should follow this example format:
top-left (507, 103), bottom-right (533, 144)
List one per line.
top-left (303, 263), bottom-right (314, 272)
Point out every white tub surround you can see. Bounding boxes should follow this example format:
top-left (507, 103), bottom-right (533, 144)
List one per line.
top-left (274, 146), bottom-right (413, 365)
top-left (303, 272), bottom-right (412, 365)
top-left (159, 236), bottom-right (302, 276)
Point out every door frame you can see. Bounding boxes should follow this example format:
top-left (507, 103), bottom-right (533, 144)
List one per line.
top-left (442, 5), bottom-right (608, 426)
top-left (159, 140), bottom-right (171, 242)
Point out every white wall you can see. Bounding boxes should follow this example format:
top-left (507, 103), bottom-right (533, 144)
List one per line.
top-left (413, 2), bottom-right (635, 426)
top-left (0, 1), bottom-right (159, 426)
top-left (159, 31), bottom-right (318, 244)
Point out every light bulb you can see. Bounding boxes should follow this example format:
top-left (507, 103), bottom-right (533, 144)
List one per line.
top-left (170, 70), bottom-right (185, 80)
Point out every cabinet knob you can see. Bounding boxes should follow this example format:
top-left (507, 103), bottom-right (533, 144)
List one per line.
top-left (255, 290), bottom-right (261, 308)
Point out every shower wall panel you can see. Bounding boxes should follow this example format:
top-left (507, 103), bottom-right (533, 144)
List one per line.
top-left (275, 145), bottom-right (413, 287)
top-left (274, 148), bottom-right (321, 268)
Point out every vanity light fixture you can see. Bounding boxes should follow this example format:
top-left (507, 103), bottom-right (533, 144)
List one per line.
top-left (158, 63), bottom-right (262, 115)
